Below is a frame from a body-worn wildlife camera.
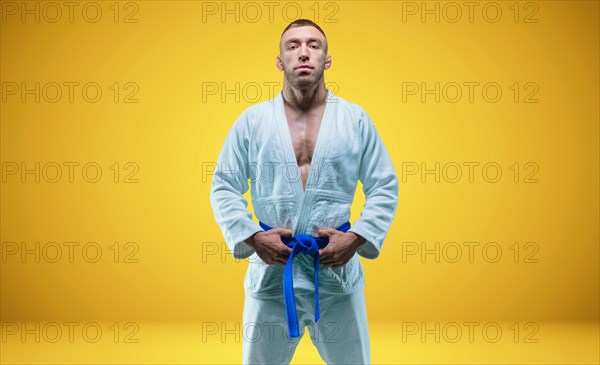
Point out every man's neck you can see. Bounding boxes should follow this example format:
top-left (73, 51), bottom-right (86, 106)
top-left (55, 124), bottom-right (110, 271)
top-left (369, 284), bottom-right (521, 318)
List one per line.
top-left (282, 83), bottom-right (328, 113)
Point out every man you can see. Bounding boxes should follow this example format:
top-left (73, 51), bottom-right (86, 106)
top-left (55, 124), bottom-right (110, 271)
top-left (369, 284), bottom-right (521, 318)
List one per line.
top-left (210, 19), bottom-right (398, 364)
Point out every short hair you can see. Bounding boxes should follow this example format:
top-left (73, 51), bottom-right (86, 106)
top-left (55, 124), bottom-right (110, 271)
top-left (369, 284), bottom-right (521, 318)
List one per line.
top-left (280, 19), bottom-right (328, 53)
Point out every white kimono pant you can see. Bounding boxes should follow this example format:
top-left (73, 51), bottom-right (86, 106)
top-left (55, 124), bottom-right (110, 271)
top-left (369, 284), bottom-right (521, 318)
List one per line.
top-left (242, 288), bottom-right (370, 364)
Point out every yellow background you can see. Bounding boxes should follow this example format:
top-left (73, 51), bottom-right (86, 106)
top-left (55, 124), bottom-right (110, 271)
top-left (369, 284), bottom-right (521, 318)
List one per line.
top-left (1, 0), bottom-right (598, 363)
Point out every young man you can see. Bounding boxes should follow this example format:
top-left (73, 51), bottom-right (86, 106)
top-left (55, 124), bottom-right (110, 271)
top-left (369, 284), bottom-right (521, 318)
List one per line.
top-left (210, 19), bottom-right (399, 364)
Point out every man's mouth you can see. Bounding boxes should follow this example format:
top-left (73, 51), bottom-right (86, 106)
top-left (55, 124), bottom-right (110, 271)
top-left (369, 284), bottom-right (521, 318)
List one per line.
top-left (295, 65), bottom-right (313, 70)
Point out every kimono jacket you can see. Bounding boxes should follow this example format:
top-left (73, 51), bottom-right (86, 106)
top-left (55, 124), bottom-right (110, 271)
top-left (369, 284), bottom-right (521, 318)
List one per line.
top-left (210, 89), bottom-right (399, 299)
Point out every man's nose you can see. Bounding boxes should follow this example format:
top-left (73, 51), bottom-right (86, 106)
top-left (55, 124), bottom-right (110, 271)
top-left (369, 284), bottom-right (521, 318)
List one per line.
top-left (298, 45), bottom-right (310, 60)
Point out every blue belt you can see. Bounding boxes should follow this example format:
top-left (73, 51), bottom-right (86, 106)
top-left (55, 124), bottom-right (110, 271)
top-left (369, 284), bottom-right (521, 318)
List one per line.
top-left (258, 221), bottom-right (351, 338)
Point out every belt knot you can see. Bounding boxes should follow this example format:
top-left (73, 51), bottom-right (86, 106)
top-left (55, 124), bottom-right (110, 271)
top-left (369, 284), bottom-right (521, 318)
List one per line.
top-left (257, 221), bottom-right (351, 338)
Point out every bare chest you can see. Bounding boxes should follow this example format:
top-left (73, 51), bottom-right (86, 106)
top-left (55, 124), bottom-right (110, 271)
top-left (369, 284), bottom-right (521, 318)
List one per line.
top-left (283, 104), bottom-right (326, 191)
top-left (284, 105), bottom-right (326, 166)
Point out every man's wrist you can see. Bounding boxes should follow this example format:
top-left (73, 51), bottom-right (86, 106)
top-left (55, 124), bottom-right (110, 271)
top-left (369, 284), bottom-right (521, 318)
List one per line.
top-left (348, 232), bottom-right (366, 248)
top-left (244, 231), bottom-right (261, 248)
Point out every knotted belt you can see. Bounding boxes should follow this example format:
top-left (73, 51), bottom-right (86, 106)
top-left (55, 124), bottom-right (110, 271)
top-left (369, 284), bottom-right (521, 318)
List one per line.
top-left (257, 221), bottom-right (352, 338)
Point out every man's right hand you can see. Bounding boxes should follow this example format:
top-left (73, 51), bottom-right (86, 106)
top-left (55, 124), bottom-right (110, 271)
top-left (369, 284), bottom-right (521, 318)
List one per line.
top-left (245, 229), bottom-right (293, 265)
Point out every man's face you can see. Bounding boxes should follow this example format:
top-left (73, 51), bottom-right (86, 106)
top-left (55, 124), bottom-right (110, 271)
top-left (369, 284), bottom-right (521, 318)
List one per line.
top-left (277, 26), bottom-right (331, 89)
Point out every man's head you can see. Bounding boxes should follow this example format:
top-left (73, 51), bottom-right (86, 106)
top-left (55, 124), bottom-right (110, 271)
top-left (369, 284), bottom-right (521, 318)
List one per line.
top-left (276, 19), bottom-right (331, 90)
top-left (279, 19), bottom-right (328, 54)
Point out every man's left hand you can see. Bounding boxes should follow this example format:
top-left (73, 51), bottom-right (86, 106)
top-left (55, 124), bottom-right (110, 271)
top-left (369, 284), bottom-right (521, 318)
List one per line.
top-left (317, 229), bottom-right (366, 268)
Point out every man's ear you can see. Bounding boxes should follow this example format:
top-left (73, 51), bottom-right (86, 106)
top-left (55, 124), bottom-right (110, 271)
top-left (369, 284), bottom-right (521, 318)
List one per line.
top-left (276, 55), bottom-right (284, 71)
top-left (324, 54), bottom-right (332, 70)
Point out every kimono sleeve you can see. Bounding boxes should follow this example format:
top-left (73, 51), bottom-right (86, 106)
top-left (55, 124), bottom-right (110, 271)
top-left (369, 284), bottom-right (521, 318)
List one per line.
top-left (209, 110), bottom-right (263, 259)
top-left (348, 109), bottom-right (399, 259)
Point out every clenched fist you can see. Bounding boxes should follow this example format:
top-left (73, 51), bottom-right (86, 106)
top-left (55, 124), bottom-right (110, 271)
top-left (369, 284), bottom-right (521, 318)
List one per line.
top-left (245, 228), bottom-right (293, 265)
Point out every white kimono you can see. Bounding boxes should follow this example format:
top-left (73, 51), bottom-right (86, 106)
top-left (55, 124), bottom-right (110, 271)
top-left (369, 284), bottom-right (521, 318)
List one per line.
top-left (210, 89), bottom-right (399, 299)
